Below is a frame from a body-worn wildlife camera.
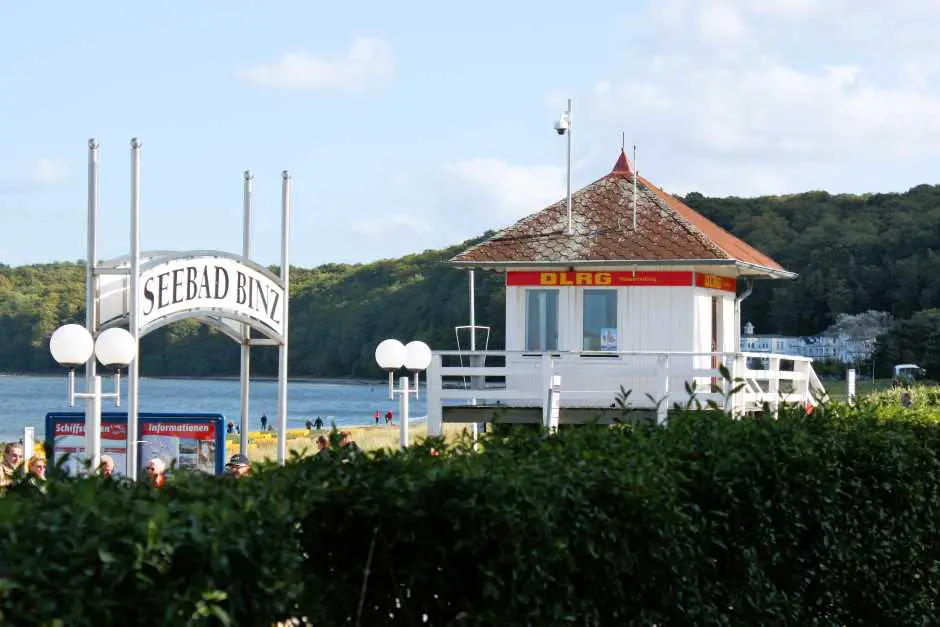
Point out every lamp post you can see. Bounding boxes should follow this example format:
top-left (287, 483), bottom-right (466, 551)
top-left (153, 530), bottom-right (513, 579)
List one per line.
top-left (49, 324), bottom-right (137, 473)
top-left (375, 339), bottom-right (433, 449)
top-left (554, 97), bottom-right (573, 235)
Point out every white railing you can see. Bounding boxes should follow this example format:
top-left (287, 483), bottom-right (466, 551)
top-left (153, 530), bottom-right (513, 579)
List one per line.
top-left (425, 350), bottom-right (826, 435)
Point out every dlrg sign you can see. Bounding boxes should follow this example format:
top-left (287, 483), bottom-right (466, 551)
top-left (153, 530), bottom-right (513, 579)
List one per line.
top-left (506, 270), bottom-right (737, 292)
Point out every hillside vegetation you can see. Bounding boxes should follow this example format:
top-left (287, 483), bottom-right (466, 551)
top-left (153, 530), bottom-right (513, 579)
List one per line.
top-left (2, 183), bottom-right (940, 378)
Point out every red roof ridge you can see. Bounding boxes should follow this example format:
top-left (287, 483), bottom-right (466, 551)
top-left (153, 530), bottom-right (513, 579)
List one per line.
top-left (610, 150), bottom-right (633, 176)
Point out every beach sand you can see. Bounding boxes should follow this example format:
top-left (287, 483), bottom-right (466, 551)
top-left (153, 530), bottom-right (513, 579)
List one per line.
top-left (229, 422), bottom-right (470, 461)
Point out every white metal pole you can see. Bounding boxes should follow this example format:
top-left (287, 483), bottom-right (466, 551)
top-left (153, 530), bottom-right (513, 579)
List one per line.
top-left (847, 368), bottom-right (856, 405)
top-left (566, 98), bottom-right (572, 235)
top-left (468, 269), bottom-right (478, 443)
top-left (22, 426), bottom-right (35, 463)
top-left (276, 171), bottom-right (291, 464)
top-left (85, 139), bottom-right (99, 473)
top-left (87, 375), bottom-right (103, 473)
top-left (469, 269), bottom-right (476, 350)
top-left (400, 375), bottom-right (409, 449)
top-left (127, 138), bottom-right (142, 480)
top-left (632, 145), bottom-right (638, 231)
top-left (240, 170), bottom-right (253, 458)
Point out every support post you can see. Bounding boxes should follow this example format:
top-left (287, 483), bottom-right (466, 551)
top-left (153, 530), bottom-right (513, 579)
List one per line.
top-left (23, 426), bottom-right (35, 465)
top-left (656, 354), bottom-right (669, 423)
top-left (87, 375), bottom-right (103, 473)
top-left (769, 356), bottom-right (781, 418)
top-left (399, 375), bottom-right (410, 449)
top-left (847, 368), bottom-right (856, 405)
top-left (540, 353), bottom-right (554, 427)
top-left (127, 138), bottom-right (142, 480)
top-left (85, 139), bottom-right (100, 473)
top-left (240, 170), bottom-right (253, 458)
top-left (565, 98), bottom-right (572, 235)
top-left (468, 269), bottom-right (479, 443)
top-left (546, 373), bottom-right (561, 432)
top-left (276, 171), bottom-right (291, 464)
top-left (426, 354), bottom-right (443, 437)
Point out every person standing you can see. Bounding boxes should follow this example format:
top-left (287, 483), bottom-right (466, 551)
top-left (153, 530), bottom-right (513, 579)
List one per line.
top-left (260, 413), bottom-right (268, 431)
top-left (313, 416), bottom-right (324, 430)
top-left (315, 435), bottom-right (331, 460)
top-left (145, 458), bottom-right (167, 489)
top-left (0, 443), bottom-right (24, 491)
top-left (225, 454), bottom-right (251, 478)
top-left (98, 455), bottom-right (116, 477)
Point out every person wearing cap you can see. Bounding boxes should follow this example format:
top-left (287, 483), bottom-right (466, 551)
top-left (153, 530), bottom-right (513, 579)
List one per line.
top-left (226, 453), bottom-right (251, 478)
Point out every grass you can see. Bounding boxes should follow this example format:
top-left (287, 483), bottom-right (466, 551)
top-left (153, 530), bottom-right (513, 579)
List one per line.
top-left (229, 422), bottom-right (469, 462)
top-left (823, 377), bottom-right (937, 402)
top-left (823, 377), bottom-right (895, 402)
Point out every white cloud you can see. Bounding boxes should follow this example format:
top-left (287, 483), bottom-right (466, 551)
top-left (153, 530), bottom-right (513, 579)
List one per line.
top-left (440, 158), bottom-right (565, 226)
top-left (698, 1), bottom-right (749, 45)
top-left (596, 56), bottom-right (940, 169)
top-left (30, 158), bottom-right (69, 186)
top-left (350, 213), bottom-right (430, 239)
top-left (0, 157), bottom-right (69, 194)
top-left (744, 0), bottom-right (820, 19)
top-left (236, 37), bottom-right (394, 91)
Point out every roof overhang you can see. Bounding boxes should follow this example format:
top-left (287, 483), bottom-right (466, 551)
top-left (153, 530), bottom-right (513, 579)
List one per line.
top-left (448, 258), bottom-right (797, 280)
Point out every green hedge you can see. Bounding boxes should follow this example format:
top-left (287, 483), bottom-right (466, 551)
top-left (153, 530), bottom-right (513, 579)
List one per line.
top-left (3, 402), bottom-right (940, 625)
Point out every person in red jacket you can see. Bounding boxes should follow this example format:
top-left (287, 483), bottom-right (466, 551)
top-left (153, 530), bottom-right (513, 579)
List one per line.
top-left (145, 457), bottom-right (166, 489)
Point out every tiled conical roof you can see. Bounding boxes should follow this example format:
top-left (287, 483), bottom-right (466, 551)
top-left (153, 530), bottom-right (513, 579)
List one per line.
top-left (449, 150), bottom-right (792, 278)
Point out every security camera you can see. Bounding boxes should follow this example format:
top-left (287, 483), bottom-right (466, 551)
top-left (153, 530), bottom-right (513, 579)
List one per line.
top-left (554, 116), bottom-right (569, 135)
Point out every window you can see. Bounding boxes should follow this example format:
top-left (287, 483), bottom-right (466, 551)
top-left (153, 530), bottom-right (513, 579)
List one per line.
top-left (525, 289), bottom-right (559, 351)
top-left (582, 289), bottom-right (618, 352)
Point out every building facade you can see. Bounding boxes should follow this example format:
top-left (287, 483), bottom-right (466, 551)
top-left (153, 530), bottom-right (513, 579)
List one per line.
top-left (740, 321), bottom-right (875, 363)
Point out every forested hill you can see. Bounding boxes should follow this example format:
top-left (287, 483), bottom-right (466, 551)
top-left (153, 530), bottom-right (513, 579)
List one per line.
top-left (682, 184), bottom-right (940, 335)
top-left (3, 183), bottom-right (940, 378)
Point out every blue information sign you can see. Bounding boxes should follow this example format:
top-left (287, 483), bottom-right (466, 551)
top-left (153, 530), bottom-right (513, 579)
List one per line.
top-left (45, 412), bottom-right (227, 477)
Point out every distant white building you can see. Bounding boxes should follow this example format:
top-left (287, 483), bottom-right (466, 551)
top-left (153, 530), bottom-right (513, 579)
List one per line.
top-left (741, 321), bottom-right (875, 364)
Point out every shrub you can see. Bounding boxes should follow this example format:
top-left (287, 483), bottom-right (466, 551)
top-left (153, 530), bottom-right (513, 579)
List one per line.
top-left (2, 405), bottom-right (940, 625)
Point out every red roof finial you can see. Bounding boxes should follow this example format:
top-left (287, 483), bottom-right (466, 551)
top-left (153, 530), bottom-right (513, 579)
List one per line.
top-left (611, 149), bottom-right (633, 175)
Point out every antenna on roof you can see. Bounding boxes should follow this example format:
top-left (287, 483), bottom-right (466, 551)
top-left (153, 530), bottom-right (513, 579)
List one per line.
top-left (632, 144), bottom-right (638, 230)
top-left (621, 131), bottom-right (625, 151)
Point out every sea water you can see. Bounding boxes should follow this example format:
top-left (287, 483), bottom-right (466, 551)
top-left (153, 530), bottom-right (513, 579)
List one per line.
top-left (0, 374), bottom-right (427, 441)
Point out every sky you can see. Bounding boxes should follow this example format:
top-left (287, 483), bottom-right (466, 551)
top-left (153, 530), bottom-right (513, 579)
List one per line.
top-left (2, 0), bottom-right (940, 268)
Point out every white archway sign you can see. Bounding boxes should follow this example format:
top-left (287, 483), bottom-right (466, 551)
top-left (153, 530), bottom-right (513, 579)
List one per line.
top-left (82, 139), bottom-right (293, 480)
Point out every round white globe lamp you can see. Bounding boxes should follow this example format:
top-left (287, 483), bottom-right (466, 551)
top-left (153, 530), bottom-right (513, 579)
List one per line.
top-left (49, 324), bottom-right (95, 368)
top-left (404, 340), bottom-right (432, 371)
top-left (375, 339), bottom-right (407, 370)
top-left (94, 327), bottom-right (137, 368)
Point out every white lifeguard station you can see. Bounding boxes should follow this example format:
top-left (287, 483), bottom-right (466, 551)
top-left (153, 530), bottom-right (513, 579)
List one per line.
top-left (425, 151), bottom-right (826, 433)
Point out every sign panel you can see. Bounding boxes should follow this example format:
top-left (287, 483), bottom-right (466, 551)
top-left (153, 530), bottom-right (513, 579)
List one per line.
top-left (141, 420), bottom-right (219, 475)
top-left (507, 271), bottom-right (693, 287)
top-left (695, 273), bottom-right (737, 293)
top-left (45, 412), bottom-right (226, 476)
top-left (139, 256), bottom-right (285, 337)
top-left (506, 270), bottom-right (738, 293)
top-left (51, 419), bottom-right (128, 476)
